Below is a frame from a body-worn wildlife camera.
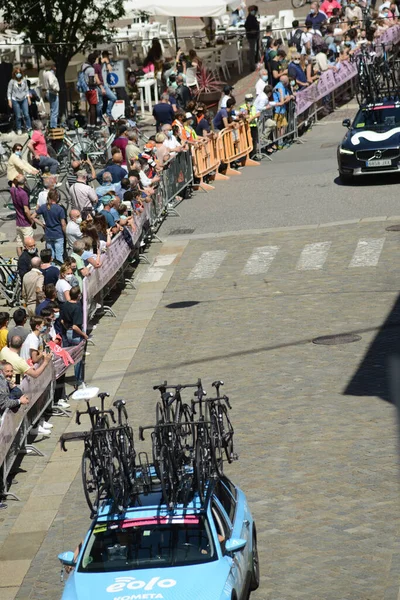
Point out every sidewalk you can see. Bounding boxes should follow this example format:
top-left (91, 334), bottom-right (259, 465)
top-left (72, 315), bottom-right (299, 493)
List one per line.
top-left (0, 237), bottom-right (188, 600)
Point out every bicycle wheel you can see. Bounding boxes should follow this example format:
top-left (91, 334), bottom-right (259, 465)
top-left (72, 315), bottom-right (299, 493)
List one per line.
top-left (0, 188), bottom-right (13, 212)
top-left (156, 401), bottom-right (165, 425)
top-left (178, 404), bottom-right (194, 453)
top-left (195, 438), bottom-right (209, 502)
top-left (107, 449), bottom-right (126, 511)
top-left (82, 449), bottom-right (100, 515)
top-left (291, 0), bottom-right (305, 7)
top-left (152, 429), bottom-right (162, 478)
top-left (219, 404), bottom-right (235, 463)
top-left (58, 188), bottom-right (70, 213)
top-left (210, 412), bottom-right (224, 477)
top-left (159, 444), bottom-right (174, 506)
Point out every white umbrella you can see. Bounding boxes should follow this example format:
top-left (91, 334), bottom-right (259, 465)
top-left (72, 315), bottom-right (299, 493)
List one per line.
top-left (125, 0), bottom-right (240, 18)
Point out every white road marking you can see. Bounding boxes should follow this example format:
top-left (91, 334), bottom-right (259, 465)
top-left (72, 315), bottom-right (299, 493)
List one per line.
top-left (153, 253), bottom-right (178, 267)
top-left (188, 250), bottom-right (227, 280)
top-left (137, 268), bottom-right (165, 282)
top-left (296, 242), bottom-right (331, 271)
top-left (242, 246), bottom-right (280, 275)
top-left (349, 238), bottom-right (385, 268)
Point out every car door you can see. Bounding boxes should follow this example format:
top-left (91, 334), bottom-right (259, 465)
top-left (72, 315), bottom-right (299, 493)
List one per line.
top-left (212, 492), bottom-right (247, 599)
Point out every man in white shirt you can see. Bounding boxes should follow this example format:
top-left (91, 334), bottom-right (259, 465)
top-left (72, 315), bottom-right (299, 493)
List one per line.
top-left (255, 69), bottom-right (269, 97)
top-left (220, 85), bottom-right (234, 109)
top-left (36, 175), bottom-right (57, 209)
top-left (20, 315), bottom-right (45, 362)
top-left (66, 209), bottom-right (83, 251)
top-left (43, 63), bottom-right (60, 129)
top-left (162, 124), bottom-right (184, 152)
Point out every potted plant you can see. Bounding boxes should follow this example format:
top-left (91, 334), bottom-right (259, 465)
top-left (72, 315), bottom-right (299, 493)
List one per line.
top-left (195, 67), bottom-right (224, 106)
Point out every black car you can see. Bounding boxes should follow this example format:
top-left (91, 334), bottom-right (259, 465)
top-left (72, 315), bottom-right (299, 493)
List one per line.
top-left (337, 101), bottom-right (400, 182)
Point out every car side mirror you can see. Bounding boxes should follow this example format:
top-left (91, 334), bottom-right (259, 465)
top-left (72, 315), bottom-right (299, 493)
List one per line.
top-left (342, 118), bottom-right (351, 129)
top-left (225, 538), bottom-right (247, 553)
top-left (58, 551), bottom-right (76, 567)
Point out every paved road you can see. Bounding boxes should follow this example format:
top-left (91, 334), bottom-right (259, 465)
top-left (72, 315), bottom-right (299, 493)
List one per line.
top-left (158, 111), bottom-right (400, 237)
top-left (2, 102), bottom-right (400, 600)
top-left (1, 219), bottom-right (399, 600)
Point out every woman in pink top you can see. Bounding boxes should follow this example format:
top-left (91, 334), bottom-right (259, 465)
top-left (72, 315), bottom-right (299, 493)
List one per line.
top-left (320, 0), bottom-right (341, 18)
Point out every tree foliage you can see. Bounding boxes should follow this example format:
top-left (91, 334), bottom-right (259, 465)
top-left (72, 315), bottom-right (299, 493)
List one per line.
top-left (0, 0), bottom-right (125, 64)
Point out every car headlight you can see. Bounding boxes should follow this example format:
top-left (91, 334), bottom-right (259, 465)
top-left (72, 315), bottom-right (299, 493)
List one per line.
top-left (339, 147), bottom-right (355, 155)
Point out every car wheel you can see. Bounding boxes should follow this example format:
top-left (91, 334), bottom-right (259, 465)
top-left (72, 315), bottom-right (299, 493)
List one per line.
top-left (250, 528), bottom-right (260, 591)
top-left (339, 172), bottom-right (353, 184)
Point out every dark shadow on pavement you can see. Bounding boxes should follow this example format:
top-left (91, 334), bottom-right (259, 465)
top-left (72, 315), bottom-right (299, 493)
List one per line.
top-left (344, 292), bottom-right (400, 403)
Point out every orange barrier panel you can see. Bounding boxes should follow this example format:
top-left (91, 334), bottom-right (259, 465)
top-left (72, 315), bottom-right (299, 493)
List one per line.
top-left (218, 121), bottom-right (259, 176)
top-left (191, 136), bottom-right (229, 192)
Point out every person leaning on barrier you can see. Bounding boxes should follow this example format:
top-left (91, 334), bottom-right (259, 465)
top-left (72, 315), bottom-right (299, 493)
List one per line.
top-left (154, 133), bottom-right (170, 165)
top-left (0, 361), bottom-right (29, 413)
top-left (0, 334), bottom-right (52, 378)
top-left (273, 75), bottom-right (295, 143)
top-left (254, 85), bottom-right (278, 154)
top-left (161, 124), bottom-right (185, 152)
top-left (212, 98), bottom-right (237, 132)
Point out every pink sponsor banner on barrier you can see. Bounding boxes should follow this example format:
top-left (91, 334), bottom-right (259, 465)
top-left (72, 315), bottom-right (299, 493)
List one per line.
top-left (84, 204), bottom-right (150, 304)
top-left (296, 25), bottom-right (400, 115)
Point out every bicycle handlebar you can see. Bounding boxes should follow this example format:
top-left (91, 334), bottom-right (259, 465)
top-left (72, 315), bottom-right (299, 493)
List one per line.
top-left (59, 431), bottom-right (88, 451)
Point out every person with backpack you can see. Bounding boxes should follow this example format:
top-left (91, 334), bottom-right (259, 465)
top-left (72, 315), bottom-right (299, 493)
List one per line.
top-left (77, 54), bottom-right (100, 127)
top-left (289, 20), bottom-right (304, 52)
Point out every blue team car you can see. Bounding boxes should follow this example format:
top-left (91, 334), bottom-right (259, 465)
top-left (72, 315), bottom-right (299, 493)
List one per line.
top-left (58, 476), bottom-right (259, 600)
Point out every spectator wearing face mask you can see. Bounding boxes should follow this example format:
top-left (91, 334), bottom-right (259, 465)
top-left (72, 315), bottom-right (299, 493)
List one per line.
top-left (306, 2), bottom-right (328, 33)
top-left (255, 69), bottom-right (269, 96)
top-left (273, 75), bottom-right (295, 142)
top-left (161, 124), bottom-right (184, 151)
top-left (345, 1), bottom-right (363, 21)
top-left (288, 53), bottom-right (310, 89)
top-left (66, 209), bottom-right (83, 251)
top-left (7, 67), bottom-right (32, 135)
top-left (7, 143), bottom-right (39, 182)
top-left (18, 237), bottom-right (38, 282)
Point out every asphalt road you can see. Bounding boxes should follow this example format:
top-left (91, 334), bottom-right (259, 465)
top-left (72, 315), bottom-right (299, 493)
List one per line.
top-left (158, 110), bottom-right (400, 237)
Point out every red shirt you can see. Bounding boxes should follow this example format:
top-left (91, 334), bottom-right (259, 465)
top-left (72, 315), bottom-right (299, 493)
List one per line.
top-left (320, 0), bottom-right (341, 17)
top-left (113, 137), bottom-right (128, 164)
top-left (31, 130), bottom-right (48, 157)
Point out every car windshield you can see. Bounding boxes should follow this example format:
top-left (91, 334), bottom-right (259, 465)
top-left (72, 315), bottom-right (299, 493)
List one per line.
top-left (78, 515), bottom-right (217, 572)
top-left (353, 105), bottom-right (400, 131)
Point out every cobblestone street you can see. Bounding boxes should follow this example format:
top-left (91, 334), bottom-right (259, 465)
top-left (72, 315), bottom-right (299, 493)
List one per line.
top-left (2, 221), bottom-right (400, 600)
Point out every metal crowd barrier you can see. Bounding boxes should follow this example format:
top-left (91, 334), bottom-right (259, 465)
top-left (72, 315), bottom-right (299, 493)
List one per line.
top-left (218, 121), bottom-right (259, 175)
top-left (191, 136), bottom-right (224, 191)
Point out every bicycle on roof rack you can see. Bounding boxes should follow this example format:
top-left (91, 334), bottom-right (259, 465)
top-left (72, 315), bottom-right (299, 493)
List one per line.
top-left (60, 378), bottom-right (238, 517)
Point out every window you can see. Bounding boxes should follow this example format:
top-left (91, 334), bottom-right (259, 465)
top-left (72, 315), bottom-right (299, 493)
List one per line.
top-left (78, 516), bottom-right (216, 572)
top-left (214, 478), bottom-right (237, 523)
top-left (211, 501), bottom-right (231, 554)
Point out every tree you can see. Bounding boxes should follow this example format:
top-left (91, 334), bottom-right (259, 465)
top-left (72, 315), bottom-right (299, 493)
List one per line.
top-left (0, 0), bottom-right (125, 117)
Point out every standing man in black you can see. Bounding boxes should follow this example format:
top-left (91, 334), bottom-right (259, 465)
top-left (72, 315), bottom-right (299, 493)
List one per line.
top-left (245, 5), bottom-right (260, 72)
